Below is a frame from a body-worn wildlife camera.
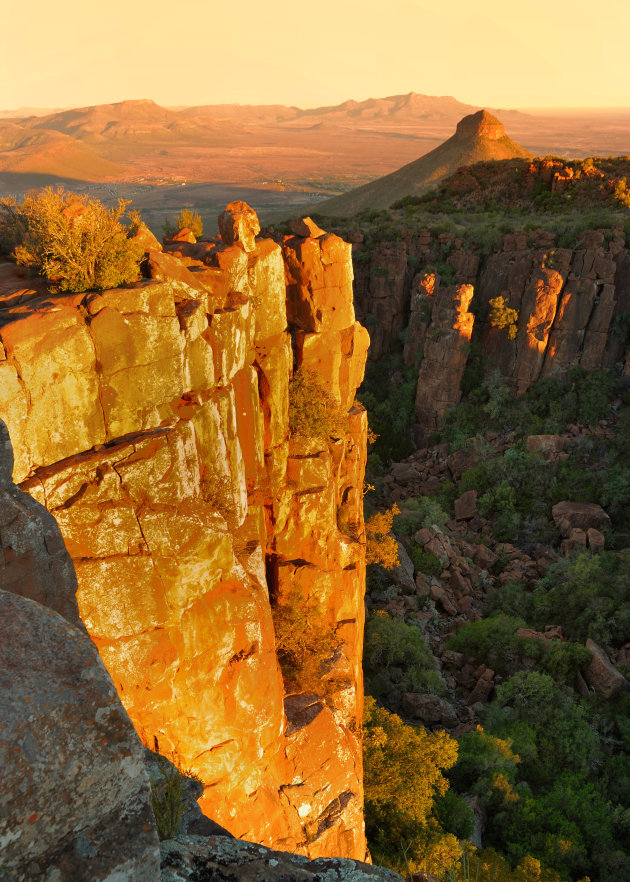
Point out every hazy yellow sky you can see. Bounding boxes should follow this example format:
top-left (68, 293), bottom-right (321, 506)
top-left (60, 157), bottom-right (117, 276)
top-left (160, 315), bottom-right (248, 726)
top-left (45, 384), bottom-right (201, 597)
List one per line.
top-left (2, 0), bottom-right (629, 111)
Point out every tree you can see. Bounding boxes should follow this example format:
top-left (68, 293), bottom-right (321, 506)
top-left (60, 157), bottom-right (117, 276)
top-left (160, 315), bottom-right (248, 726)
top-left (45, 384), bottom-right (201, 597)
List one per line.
top-left (1, 187), bottom-right (143, 293)
top-left (175, 208), bottom-right (203, 238)
top-left (365, 504), bottom-right (400, 568)
top-left (363, 697), bottom-right (460, 873)
top-left (489, 296), bottom-right (519, 340)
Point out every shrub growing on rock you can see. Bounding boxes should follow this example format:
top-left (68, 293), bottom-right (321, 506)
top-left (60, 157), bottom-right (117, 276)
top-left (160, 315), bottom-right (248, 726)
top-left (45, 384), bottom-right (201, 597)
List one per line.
top-left (149, 754), bottom-right (188, 841)
top-left (0, 187), bottom-right (144, 293)
top-left (488, 296), bottom-right (519, 339)
top-left (288, 367), bottom-right (346, 441)
top-left (271, 586), bottom-right (341, 695)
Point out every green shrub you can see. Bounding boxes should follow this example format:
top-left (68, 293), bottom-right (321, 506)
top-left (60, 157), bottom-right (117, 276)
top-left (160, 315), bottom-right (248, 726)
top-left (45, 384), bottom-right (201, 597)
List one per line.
top-left (175, 208), bottom-right (203, 238)
top-left (394, 497), bottom-right (449, 535)
top-left (288, 367), bottom-right (346, 441)
top-left (363, 696), bottom-right (460, 874)
top-left (449, 726), bottom-right (520, 801)
top-left (531, 551), bottom-right (630, 648)
top-left (1, 187), bottom-right (143, 293)
top-left (449, 614), bottom-right (590, 685)
top-left (449, 615), bottom-right (531, 676)
top-left (409, 544), bottom-right (444, 576)
top-left (150, 754), bottom-right (188, 841)
top-left (485, 671), bottom-right (600, 787)
top-left (364, 610), bottom-right (444, 696)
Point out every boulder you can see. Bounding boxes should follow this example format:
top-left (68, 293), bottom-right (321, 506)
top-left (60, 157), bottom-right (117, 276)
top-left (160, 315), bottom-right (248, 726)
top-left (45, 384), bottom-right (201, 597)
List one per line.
top-left (392, 542), bottom-right (416, 592)
top-left (454, 489), bottom-right (477, 521)
top-left (290, 217), bottom-right (326, 238)
top-left (218, 201), bottom-right (261, 252)
top-left (169, 227), bottom-right (197, 243)
top-left (129, 222), bottom-right (162, 253)
top-left (0, 590), bottom-right (160, 881)
top-left (471, 543), bottom-right (498, 570)
top-left (526, 434), bottom-right (565, 458)
top-left (552, 501), bottom-right (611, 537)
top-left (584, 638), bottom-right (629, 698)
top-left (587, 527), bottom-right (606, 550)
top-left (401, 693), bottom-right (458, 727)
top-left (467, 667), bottom-right (495, 705)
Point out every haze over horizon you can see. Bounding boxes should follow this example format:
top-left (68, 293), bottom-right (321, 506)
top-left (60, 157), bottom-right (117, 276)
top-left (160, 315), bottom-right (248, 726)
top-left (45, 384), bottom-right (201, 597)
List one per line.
top-left (4, 0), bottom-right (629, 111)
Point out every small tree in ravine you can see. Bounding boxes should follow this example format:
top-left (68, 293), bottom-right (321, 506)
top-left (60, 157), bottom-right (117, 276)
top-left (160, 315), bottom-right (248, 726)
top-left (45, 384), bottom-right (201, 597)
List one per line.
top-left (365, 504), bottom-right (400, 568)
top-left (489, 296), bottom-right (519, 340)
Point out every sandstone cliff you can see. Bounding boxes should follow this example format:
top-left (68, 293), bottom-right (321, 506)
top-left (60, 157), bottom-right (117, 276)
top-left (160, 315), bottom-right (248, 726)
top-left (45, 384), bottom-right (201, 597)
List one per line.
top-left (0, 204), bottom-right (369, 860)
top-left (352, 225), bottom-right (629, 441)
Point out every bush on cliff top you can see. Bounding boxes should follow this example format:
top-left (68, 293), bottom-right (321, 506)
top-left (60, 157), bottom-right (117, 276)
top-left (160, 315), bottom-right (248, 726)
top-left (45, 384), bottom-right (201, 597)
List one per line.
top-left (0, 187), bottom-right (144, 293)
top-left (288, 367), bottom-right (346, 441)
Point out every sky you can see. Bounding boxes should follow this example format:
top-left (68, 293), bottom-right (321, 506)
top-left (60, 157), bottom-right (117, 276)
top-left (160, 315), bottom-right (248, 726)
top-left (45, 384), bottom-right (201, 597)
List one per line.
top-left (2, 0), bottom-right (629, 111)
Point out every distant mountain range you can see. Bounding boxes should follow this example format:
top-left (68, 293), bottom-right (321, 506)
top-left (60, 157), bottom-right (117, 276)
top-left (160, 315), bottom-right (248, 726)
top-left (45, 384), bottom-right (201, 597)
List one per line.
top-left (316, 110), bottom-right (531, 215)
top-left (0, 94), bottom-right (627, 190)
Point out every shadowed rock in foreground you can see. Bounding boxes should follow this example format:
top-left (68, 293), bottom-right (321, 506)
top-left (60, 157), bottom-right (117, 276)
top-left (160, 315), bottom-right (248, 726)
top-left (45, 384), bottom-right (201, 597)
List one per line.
top-left (160, 835), bottom-right (402, 881)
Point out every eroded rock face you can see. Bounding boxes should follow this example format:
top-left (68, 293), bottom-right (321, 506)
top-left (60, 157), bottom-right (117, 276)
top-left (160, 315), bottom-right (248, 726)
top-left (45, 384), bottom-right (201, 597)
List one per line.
top-left (0, 204), bottom-right (369, 860)
top-left (351, 224), bottom-right (630, 437)
top-left (0, 590), bottom-right (160, 882)
top-left (410, 276), bottom-right (475, 444)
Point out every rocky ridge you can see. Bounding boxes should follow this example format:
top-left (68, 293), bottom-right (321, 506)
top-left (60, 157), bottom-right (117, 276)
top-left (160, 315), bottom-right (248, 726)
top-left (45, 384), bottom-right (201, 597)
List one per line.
top-left (0, 204), bottom-right (370, 860)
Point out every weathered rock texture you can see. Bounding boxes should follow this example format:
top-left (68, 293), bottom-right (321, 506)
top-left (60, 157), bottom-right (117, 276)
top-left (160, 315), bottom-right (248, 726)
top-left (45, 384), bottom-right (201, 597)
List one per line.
top-left (0, 204), bottom-right (369, 860)
top-left (353, 225), bottom-right (630, 437)
top-left (160, 834), bottom-right (403, 882)
top-left (0, 590), bottom-right (161, 881)
top-left (0, 419), bottom-right (83, 627)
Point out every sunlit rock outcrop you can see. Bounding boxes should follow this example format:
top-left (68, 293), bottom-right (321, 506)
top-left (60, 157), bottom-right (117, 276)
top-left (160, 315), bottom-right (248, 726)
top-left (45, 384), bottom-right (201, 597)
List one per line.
top-left (0, 203), bottom-right (369, 860)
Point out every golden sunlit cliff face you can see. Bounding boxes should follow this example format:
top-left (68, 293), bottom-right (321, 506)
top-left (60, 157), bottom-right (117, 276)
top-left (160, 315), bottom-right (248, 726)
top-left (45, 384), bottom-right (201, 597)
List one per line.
top-left (0, 203), bottom-right (370, 859)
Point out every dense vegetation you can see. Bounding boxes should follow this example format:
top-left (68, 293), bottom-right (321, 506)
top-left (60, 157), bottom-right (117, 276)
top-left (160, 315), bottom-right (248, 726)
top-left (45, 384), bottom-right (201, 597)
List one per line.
top-left (350, 159), bottom-right (630, 881)
top-left (361, 367), bottom-right (630, 880)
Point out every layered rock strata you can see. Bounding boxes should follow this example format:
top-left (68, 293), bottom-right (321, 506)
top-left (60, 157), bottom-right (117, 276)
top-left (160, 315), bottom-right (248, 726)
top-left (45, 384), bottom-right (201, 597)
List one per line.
top-left (0, 205), bottom-right (369, 859)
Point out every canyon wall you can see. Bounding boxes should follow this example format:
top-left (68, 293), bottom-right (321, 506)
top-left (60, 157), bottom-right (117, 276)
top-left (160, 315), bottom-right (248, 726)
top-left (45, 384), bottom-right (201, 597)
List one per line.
top-left (0, 204), bottom-right (369, 860)
top-left (353, 225), bottom-right (630, 438)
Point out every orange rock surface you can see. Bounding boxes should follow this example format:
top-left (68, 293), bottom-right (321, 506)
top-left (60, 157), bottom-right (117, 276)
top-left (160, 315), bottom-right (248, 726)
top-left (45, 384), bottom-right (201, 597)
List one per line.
top-left (0, 205), bottom-right (369, 860)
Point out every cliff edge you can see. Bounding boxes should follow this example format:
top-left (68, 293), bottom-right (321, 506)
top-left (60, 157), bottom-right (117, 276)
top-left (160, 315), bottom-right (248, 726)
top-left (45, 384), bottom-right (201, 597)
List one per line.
top-left (0, 203), bottom-right (370, 860)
